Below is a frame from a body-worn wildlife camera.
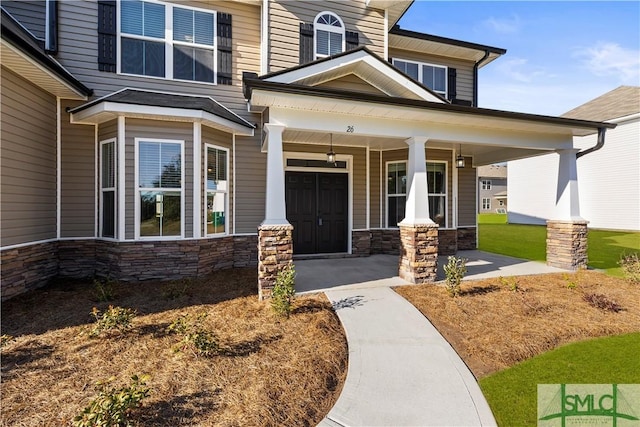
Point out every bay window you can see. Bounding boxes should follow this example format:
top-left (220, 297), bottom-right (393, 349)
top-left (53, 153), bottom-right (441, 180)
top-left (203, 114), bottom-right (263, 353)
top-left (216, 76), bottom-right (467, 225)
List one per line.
top-left (136, 139), bottom-right (184, 238)
top-left (120, 0), bottom-right (216, 83)
top-left (206, 145), bottom-right (228, 235)
top-left (387, 161), bottom-right (448, 227)
top-left (100, 139), bottom-right (116, 238)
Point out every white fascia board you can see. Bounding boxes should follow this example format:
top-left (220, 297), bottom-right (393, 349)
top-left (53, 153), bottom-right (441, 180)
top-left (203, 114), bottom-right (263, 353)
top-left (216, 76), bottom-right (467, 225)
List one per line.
top-left (71, 102), bottom-right (254, 136)
top-left (264, 50), bottom-right (442, 103)
top-left (267, 104), bottom-right (574, 151)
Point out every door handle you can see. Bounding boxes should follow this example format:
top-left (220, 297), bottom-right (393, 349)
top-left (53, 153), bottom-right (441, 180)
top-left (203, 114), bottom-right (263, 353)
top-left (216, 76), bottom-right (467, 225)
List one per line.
top-left (318, 217), bottom-right (323, 226)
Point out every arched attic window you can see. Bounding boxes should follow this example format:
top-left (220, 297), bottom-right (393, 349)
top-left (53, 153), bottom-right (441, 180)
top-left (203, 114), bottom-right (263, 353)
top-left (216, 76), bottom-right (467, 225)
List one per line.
top-left (314, 12), bottom-right (345, 59)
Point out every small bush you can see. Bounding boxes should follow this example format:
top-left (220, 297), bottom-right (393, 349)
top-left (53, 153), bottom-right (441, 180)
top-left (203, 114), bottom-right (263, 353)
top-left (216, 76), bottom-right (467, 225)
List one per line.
top-left (499, 276), bottom-right (520, 292)
top-left (73, 374), bottom-right (150, 427)
top-left (90, 306), bottom-right (136, 338)
top-left (168, 313), bottom-right (219, 357)
top-left (443, 256), bottom-right (467, 297)
top-left (93, 277), bottom-right (117, 302)
top-left (1, 334), bottom-right (14, 347)
top-left (563, 273), bottom-right (578, 290)
top-left (271, 264), bottom-right (296, 318)
top-left (161, 278), bottom-right (192, 300)
top-left (582, 293), bottom-right (622, 312)
top-left (619, 252), bottom-right (640, 283)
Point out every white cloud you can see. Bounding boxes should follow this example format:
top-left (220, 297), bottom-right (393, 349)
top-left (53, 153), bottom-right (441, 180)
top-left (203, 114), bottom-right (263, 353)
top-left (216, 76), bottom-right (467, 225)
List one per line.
top-left (574, 42), bottom-right (640, 84)
top-left (495, 57), bottom-right (549, 84)
top-left (482, 14), bottom-right (521, 34)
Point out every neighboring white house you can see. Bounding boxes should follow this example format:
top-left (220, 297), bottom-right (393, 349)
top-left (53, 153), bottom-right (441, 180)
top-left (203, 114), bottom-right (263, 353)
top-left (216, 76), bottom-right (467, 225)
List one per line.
top-left (508, 86), bottom-right (640, 231)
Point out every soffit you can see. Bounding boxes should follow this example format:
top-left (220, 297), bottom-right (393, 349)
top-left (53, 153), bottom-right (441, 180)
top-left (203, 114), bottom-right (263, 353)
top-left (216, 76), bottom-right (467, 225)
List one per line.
top-left (389, 33), bottom-right (502, 66)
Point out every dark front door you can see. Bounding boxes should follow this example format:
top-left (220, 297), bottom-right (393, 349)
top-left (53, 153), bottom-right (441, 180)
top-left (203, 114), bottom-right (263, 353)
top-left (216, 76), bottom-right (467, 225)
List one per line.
top-left (286, 172), bottom-right (348, 254)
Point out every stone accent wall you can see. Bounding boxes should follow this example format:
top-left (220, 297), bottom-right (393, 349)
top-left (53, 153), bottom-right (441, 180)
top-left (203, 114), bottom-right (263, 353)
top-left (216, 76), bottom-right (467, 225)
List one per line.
top-left (233, 235), bottom-right (258, 267)
top-left (438, 230), bottom-right (457, 255)
top-left (351, 230), bottom-right (371, 256)
top-left (257, 225), bottom-right (293, 300)
top-left (546, 220), bottom-right (588, 270)
top-left (1, 241), bottom-right (59, 301)
top-left (399, 224), bottom-right (439, 284)
top-left (370, 229), bottom-right (401, 255)
top-left (457, 227), bottom-right (477, 250)
top-left (59, 240), bottom-right (97, 278)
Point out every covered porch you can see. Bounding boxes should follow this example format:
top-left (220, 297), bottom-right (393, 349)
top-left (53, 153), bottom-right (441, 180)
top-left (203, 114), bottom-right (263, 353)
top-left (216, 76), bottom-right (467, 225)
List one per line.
top-left (242, 49), bottom-right (614, 298)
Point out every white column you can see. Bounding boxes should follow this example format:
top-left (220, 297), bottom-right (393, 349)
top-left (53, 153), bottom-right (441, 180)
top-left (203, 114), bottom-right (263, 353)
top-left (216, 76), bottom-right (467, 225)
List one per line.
top-left (554, 148), bottom-right (584, 221)
top-left (192, 122), bottom-right (202, 239)
top-left (262, 123), bottom-right (290, 226)
top-left (399, 136), bottom-right (435, 225)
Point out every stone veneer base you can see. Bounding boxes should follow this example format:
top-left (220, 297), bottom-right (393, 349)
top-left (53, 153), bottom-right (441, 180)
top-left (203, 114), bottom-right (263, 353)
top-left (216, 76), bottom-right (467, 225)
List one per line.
top-left (258, 225), bottom-right (293, 300)
top-left (546, 220), bottom-right (588, 270)
top-left (399, 223), bottom-right (439, 284)
top-left (1, 236), bottom-right (259, 301)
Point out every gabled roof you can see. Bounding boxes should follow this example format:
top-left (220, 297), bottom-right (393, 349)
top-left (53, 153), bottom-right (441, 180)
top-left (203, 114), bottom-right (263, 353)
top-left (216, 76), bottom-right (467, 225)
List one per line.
top-left (249, 47), bottom-right (447, 103)
top-left (562, 86), bottom-right (640, 122)
top-left (389, 26), bottom-right (506, 66)
top-left (0, 7), bottom-right (92, 99)
top-left (478, 165), bottom-right (507, 179)
top-left (69, 89), bottom-right (255, 135)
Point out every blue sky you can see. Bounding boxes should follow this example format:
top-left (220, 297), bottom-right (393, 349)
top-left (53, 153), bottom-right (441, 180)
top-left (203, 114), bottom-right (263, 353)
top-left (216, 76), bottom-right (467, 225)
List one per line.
top-left (398, 1), bottom-right (640, 116)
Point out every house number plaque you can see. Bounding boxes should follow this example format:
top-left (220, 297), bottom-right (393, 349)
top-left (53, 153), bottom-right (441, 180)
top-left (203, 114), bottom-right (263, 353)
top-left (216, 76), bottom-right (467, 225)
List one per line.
top-left (346, 126), bottom-right (355, 133)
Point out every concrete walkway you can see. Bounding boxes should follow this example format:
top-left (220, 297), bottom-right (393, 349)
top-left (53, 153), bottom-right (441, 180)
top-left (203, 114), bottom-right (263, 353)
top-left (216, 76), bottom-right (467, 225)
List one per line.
top-left (295, 252), bottom-right (567, 426)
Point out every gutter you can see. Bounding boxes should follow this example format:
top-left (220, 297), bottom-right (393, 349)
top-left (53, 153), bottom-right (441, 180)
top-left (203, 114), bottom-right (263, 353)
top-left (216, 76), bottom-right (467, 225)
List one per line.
top-left (576, 127), bottom-right (607, 159)
top-left (472, 50), bottom-right (490, 107)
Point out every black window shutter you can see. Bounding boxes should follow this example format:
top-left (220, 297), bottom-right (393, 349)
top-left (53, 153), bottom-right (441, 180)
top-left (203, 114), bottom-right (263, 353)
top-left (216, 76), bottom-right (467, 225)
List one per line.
top-left (388, 56), bottom-right (394, 64)
top-left (447, 67), bottom-right (457, 101)
top-left (299, 23), bottom-right (314, 64)
top-left (97, 0), bottom-right (117, 72)
top-left (217, 12), bottom-right (232, 85)
top-left (345, 31), bottom-right (359, 51)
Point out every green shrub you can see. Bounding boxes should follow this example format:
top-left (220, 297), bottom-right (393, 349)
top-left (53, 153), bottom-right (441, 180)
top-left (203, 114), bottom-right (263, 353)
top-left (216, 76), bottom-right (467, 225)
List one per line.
top-left (168, 313), bottom-right (219, 357)
top-left (90, 306), bottom-right (136, 338)
top-left (499, 276), bottom-right (520, 292)
top-left (161, 278), bottom-right (192, 300)
top-left (619, 252), bottom-right (640, 283)
top-left (1, 334), bottom-right (14, 347)
top-left (563, 273), bottom-right (578, 290)
top-left (443, 256), bottom-right (466, 297)
top-left (93, 277), bottom-right (117, 302)
top-left (271, 264), bottom-right (296, 318)
top-left (73, 374), bottom-right (150, 427)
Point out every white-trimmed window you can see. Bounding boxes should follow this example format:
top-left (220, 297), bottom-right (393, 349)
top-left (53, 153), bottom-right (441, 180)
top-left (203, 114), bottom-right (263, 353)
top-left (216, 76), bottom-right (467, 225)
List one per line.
top-left (119, 0), bottom-right (216, 83)
top-left (314, 12), bottom-right (345, 58)
top-left (100, 139), bottom-right (116, 238)
top-left (205, 145), bottom-right (228, 236)
top-left (393, 59), bottom-right (447, 97)
top-left (136, 139), bottom-right (184, 238)
top-left (482, 198), bottom-right (491, 210)
top-left (481, 180), bottom-right (492, 190)
top-left (386, 161), bottom-right (448, 227)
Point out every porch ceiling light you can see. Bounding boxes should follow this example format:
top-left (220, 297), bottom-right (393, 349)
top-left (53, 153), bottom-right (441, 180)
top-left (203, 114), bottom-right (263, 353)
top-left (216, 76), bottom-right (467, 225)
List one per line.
top-left (327, 134), bottom-right (336, 164)
top-left (456, 145), bottom-right (466, 168)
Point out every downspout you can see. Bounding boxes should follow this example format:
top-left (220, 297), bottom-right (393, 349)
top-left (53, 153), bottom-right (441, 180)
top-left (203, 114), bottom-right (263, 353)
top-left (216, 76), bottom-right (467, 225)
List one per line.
top-left (472, 50), bottom-right (490, 107)
top-left (576, 127), bottom-right (606, 159)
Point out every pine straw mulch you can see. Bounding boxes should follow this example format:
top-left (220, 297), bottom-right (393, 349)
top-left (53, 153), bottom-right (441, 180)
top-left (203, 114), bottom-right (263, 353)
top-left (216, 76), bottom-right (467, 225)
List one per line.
top-left (0, 268), bottom-right (347, 426)
top-left (396, 270), bottom-right (640, 379)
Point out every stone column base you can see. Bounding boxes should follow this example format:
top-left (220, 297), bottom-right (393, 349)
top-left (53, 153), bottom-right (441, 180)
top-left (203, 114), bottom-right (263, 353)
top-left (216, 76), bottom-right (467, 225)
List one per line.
top-left (399, 223), bottom-right (439, 284)
top-left (546, 220), bottom-right (588, 270)
top-left (258, 224), bottom-right (293, 300)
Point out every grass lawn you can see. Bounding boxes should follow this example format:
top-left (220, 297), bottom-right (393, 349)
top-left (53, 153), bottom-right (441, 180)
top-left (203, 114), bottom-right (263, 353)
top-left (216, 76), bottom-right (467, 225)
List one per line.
top-left (0, 269), bottom-right (347, 426)
top-left (477, 214), bottom-right (640, 275)
top-left (397, 271), bottom-right (640, 427)
top-left (479, 333), bottom-right (640, 427)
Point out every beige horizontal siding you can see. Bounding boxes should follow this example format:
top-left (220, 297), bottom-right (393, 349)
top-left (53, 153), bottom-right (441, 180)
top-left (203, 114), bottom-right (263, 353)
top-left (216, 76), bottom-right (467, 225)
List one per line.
top-left (316, 74), bottom-right (387, 96)
top-left (60, 100), bottom-right (96, 238)
top-left (234, 134), bottom-right (266, 233)
top-left (282, 143), bottom-right (367, 229)
top-left (1, 67), bottom-right (57, 246)
top-left (98, 120), bottom-right (118, 143)
top-left (388, 47), bottom-right (475, 103)
top-left (269, 0), bottom-right (385, 72)
top-left (457, 158), bottom-right (476, 226)
top-left (381, 148), bottom-right (454, 228)
top-left (56, 0), bottom-right (261, 118)
top-left (124, 119), bottom-right (194, 239)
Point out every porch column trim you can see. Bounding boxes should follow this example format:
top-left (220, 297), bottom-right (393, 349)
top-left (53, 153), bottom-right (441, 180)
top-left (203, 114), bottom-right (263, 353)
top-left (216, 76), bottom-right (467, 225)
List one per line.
top-left (399, 136), bottom-right (435, 226)
top-left (553, 148), bottom-right (584, 221)
top-left (262, 123), bottom-right (289, 226)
